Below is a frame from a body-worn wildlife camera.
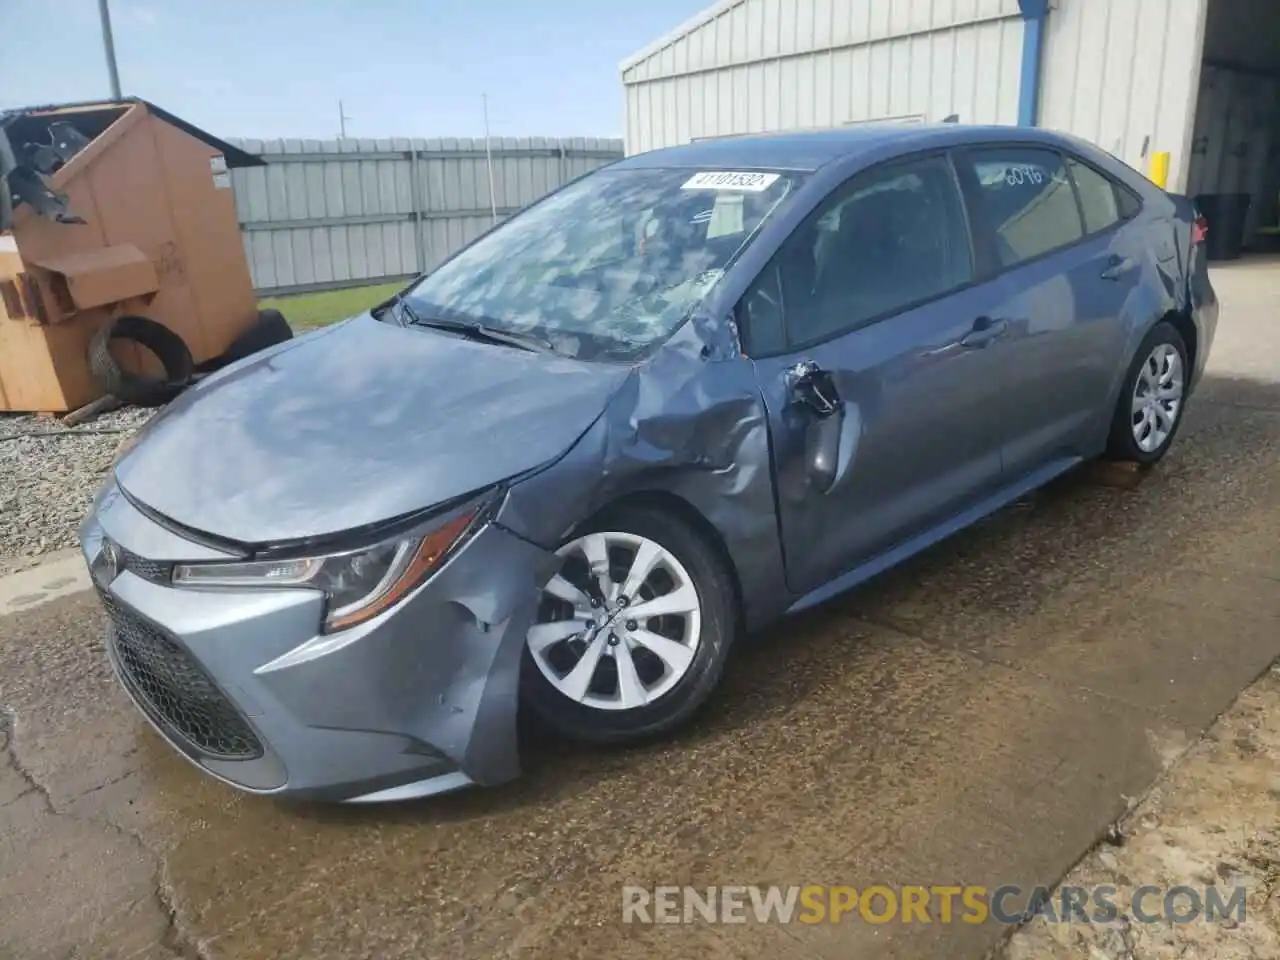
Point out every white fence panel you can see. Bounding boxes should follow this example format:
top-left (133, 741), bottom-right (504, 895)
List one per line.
top-left (227, 136), bottom-right (624, 295)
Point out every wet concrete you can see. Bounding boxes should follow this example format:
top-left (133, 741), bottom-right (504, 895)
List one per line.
top-left (2, 262), bottom-right (1279, 959)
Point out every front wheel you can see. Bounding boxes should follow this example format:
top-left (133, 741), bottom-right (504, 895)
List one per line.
top-left (521, 506), bottom-right (736, 744)
top-left (1105, 322), bottom-right (1190, 464)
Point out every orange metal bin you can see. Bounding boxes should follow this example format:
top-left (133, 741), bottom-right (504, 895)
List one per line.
top-left (0, 98), bottom-right (265, 412)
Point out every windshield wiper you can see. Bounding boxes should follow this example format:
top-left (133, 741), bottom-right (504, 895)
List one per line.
top-left (391, 293), bottom-right (422, 327)
top-left (407, 311), bottom-right (557, 355)
top-left (371, 291), bottom-right (413, 325)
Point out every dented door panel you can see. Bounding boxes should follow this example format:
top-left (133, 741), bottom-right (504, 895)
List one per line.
top-left (753, 283), bottom-right (1013, 596)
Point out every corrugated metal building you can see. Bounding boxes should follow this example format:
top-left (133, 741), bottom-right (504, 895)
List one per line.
top-left (622, 0), bottom-right (1280, 247)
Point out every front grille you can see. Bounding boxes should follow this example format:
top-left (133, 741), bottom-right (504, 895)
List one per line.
top-left (101, 591), bottom-right (263, 760)
top-left (117, 546), bottom-right (172, 585)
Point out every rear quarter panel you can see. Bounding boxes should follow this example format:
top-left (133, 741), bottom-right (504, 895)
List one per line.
top-left (1056, 135), bottom-right (1199, 414)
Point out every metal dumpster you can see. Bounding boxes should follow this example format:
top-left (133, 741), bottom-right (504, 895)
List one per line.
top-left (0, 98), bottom-right (265, 412)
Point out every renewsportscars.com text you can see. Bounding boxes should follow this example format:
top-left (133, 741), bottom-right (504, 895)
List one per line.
top-left (622, 884), bottom-right (1247, 926)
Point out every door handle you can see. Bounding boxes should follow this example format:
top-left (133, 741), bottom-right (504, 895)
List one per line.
top-left (959, 317), bottom-right (1009, 349)
top-left (1100, 255), bottom-right (1136, 280)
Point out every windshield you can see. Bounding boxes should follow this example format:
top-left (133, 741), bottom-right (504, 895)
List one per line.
top-left (402, 167), bottom-right (805, 361)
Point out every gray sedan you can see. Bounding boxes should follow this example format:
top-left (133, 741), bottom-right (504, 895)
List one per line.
top-left (81, 123), bottom-right (1217, 801)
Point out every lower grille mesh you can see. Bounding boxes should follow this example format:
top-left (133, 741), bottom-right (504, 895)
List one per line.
top-left (101, 591), bottom-right (263, 760)
top-left (117, 546), bottom-right (172, 585)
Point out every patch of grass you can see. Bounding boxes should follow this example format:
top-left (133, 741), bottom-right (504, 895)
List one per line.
top-left (259, 281), bottom-right (407, 331)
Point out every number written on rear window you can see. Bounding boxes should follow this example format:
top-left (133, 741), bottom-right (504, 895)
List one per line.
top-left (1003, 165), bottom-right (1045, 187)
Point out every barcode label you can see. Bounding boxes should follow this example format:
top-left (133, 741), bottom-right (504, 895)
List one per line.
top-left (681, 171), bottom-right (780, 192)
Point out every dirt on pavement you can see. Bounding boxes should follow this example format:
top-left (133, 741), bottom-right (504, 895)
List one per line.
top-left (1003, 664), bottom-right (1280, 960)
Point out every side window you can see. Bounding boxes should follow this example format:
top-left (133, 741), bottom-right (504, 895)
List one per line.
top-left (1067, 158), bottom-right (1123, 234)
top-left (756, 155), bottom-right (973, 349)
top-left (965, 147), bottom-right (1083, 268)
top-left (1116, 183), bottom-right (1143, 220)
top-left (739, 260), bottom-right (787, 356)
top-left (1092, 146), bottom-right (1148, 219)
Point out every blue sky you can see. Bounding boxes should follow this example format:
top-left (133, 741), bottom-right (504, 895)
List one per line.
top-left (0, 0), bottom-right (707, 140)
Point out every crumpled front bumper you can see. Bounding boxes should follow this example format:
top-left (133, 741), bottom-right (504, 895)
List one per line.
top-left (80, 481), bottom-right (557, 802)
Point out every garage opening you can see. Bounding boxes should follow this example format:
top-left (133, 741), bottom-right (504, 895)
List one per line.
top-left (1187, 0), bottom-right (1280, 259)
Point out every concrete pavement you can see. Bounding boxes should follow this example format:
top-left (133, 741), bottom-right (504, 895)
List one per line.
top-left (1, 260), bottom-right (1278, 959)
top-left (0, 550), bottom-right (88, 619)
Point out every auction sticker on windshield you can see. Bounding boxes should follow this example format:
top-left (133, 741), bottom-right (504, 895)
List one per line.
top-left (681, 171), bottom-right (781, 192)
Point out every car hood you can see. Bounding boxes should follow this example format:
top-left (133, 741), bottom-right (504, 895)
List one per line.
top-left (115, 314), bottom-right (630, 545)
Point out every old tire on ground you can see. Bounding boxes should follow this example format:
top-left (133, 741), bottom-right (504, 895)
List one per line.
top-left (194, 308), bottom-right (294, 374)
top-left (521, 505), bottom-right (736, 744)
top-left (1105, 320), bottom-right (1190, 464)
top-left (87, 314), bottom-right (194, 407)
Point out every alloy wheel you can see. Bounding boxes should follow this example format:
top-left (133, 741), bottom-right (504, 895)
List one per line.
top-left (527, 531), bottom-right (702, 711)
top-left (1130, 342), bottom-right (1184, 453)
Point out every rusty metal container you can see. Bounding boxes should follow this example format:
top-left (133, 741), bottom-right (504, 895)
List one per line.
top-left (0, 99), bottom-right (265, 412)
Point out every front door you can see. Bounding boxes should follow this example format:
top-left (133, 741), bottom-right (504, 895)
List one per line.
top-left (742, 154), bottom-right (1013, 597)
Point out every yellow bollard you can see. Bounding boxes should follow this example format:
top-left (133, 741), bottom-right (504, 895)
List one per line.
top-left (1149, 151), bottom-right (1170, 190)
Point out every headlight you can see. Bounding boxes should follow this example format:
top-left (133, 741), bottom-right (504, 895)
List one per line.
top-left (173, 505), bottom-right (481, 631)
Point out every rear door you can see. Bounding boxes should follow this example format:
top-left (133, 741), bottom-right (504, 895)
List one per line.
top-left (742, 153), bottom-right (1012, 596)
top-left (955, 146), bottom-right (1141, 477)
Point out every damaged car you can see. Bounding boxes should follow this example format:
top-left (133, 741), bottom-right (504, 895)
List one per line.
top-left (81, 124), bottom-right (1217, 802)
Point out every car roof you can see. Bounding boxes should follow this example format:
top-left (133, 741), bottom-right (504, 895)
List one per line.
top-left (614, 123), bottom-right (1077, 173)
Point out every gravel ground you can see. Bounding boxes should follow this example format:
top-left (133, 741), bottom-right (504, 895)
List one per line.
top-left (0, 406), bottom-right (156, 575)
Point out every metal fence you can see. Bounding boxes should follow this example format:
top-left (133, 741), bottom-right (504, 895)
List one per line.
top-left (225, 136), bottom-right (625, 296)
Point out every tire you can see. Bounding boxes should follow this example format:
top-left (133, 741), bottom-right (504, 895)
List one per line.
top-left (194, 308), bottom-right (293, 374)
top-left (1105, 321), bottom-right (1190, 464)
top-left (87, 314), bottom-right (194, 407)
top-left (521, 505), bottom-right (737, 744)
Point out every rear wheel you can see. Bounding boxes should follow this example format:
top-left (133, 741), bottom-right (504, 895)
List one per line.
top-left (521, 506), bottom-right (735, 744)
top-left (1105, 322), bottom-right (1189, 464)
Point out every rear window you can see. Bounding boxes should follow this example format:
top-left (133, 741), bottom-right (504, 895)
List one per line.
top-left (964, 147), bottom-right (1083, 268)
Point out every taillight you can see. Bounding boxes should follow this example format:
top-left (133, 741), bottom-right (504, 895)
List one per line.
top-left (1192, 215), bottom-right (1208, 245)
